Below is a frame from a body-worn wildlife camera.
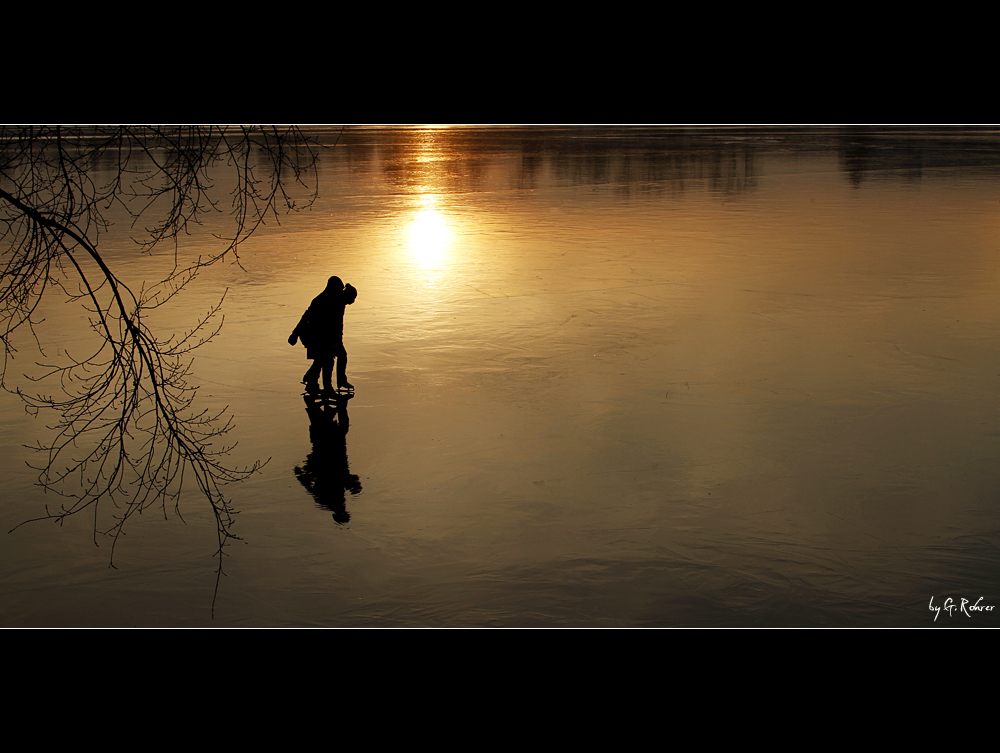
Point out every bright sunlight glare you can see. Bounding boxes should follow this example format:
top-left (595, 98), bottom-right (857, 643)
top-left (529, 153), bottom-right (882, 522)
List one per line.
top-left (407, 201), bottom-right (451, 267)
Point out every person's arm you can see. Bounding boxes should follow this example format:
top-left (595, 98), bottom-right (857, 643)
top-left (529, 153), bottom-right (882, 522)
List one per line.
top-left (289, 308), bottom-right (310, 345)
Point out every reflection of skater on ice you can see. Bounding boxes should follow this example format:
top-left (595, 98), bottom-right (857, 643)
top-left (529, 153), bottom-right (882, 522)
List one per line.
top-left (294, 392), bottom-right (362, 524)
top-left (289, 276), bottom-right (357, 393)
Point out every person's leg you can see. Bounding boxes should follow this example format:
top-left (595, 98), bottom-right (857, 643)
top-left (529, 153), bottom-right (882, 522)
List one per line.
top-left (321, 358), bottom-right (334, 392)
top-left (335, 342), bottom-right (352, 389)
top-left (303, 360), bottom-right (321, 390)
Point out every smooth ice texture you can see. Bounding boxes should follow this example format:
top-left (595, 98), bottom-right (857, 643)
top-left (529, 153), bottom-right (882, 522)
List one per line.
top-left (3, 126), bottom-right (1000, 626)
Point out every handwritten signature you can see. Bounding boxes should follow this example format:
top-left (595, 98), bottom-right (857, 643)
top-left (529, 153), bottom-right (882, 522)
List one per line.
top-left (929, 596), bottom-right (995, 622)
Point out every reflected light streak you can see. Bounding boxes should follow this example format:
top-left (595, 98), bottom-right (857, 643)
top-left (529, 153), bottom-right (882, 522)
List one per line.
top-left (407, 198), bottom-right (451, 267)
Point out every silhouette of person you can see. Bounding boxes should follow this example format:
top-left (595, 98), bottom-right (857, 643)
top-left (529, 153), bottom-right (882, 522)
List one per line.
top-left (294, 392), bottom-right (361, 524)
top-left (289, 276), bottom-right (357, 393)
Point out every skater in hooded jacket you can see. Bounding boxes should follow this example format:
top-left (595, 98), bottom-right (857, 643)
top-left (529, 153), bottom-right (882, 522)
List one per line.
top-left (289, 276), bottom-right (358, 393)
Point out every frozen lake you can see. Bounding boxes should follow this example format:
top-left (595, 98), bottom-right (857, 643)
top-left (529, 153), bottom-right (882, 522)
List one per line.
top-left (3, 126), bottom-right (1000, 626)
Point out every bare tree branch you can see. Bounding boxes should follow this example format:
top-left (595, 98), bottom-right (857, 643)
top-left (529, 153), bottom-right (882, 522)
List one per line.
top-left (0, 125), bottom-right (322, 601)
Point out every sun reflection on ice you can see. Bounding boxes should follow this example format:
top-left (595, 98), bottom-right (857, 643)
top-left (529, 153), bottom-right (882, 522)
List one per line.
top-left (407, 195), bottom-right (451, 268)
